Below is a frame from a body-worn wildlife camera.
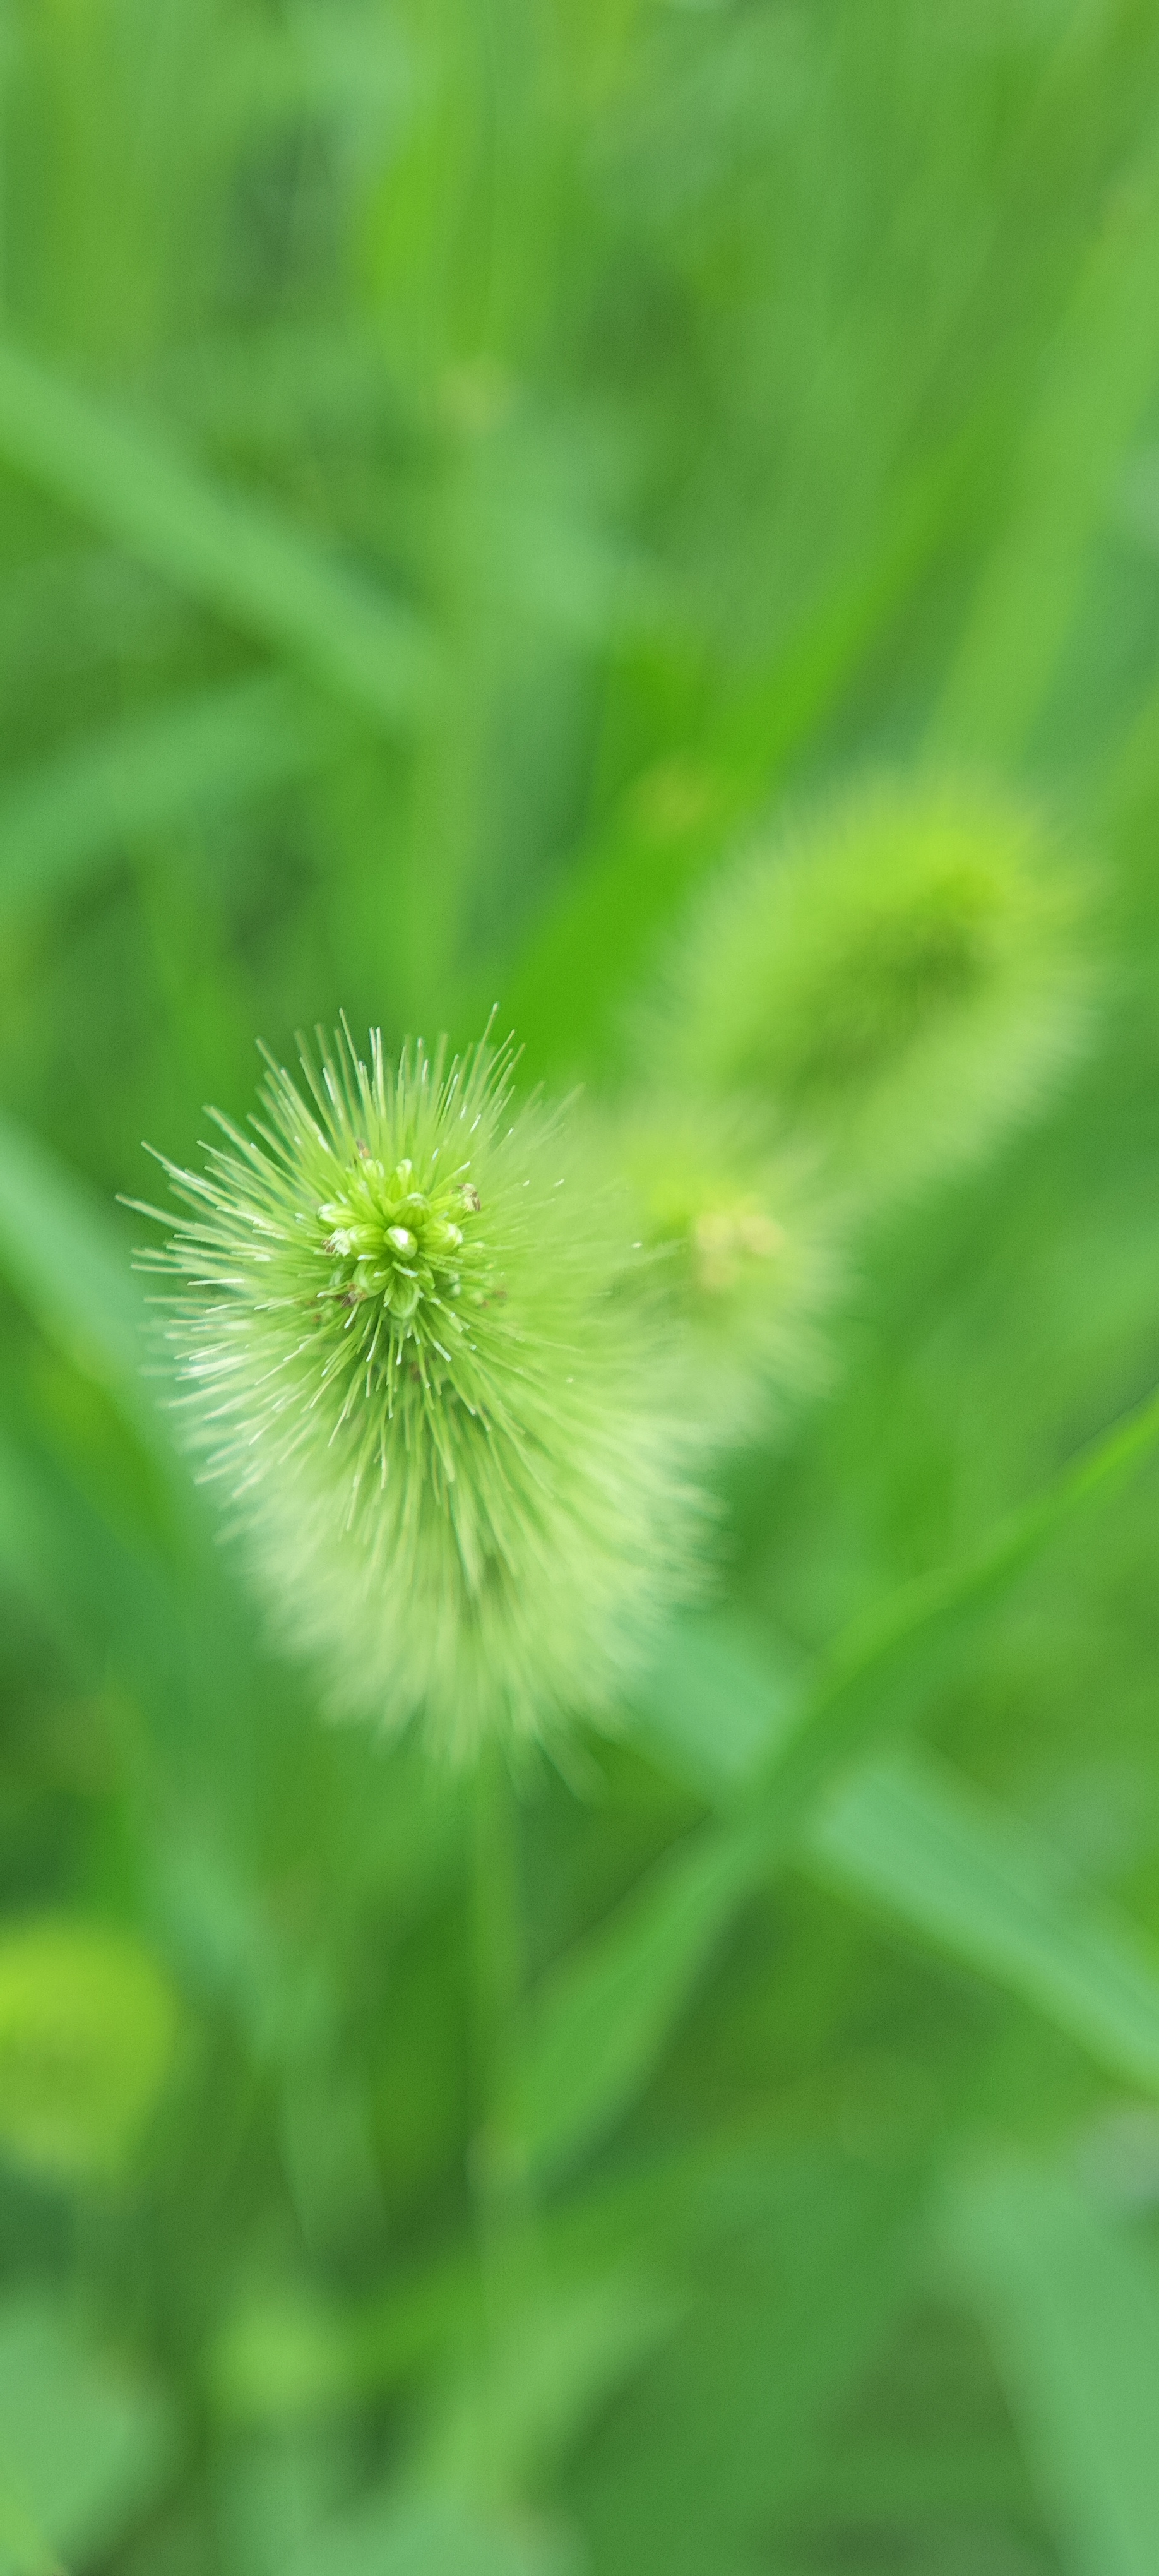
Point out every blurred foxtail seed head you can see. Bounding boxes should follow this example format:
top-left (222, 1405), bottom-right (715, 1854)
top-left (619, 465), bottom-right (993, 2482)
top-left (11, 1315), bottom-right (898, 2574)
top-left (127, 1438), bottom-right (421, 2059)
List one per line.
top-left (639, 772), bottom-right (1092, 1210)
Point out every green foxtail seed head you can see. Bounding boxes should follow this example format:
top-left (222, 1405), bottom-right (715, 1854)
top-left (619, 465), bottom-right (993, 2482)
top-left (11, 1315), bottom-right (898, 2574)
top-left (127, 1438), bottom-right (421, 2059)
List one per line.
top-left (135, 1023), bottom-right (706, 1758)
top-left (639, 773), bottom-right (1091, 1207)
top-left (602, 1093), bottom-right (840, 1443)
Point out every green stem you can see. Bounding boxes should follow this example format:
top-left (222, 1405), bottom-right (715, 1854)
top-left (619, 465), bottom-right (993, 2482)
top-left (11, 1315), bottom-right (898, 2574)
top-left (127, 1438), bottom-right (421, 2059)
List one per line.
top-left (467, 1744), bottom-right (533, 2501)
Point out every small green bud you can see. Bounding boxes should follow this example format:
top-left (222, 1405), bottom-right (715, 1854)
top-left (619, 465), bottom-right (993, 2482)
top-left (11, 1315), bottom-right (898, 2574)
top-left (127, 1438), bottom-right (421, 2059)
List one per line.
top-left (138, 1024), bottom-right (706, 1757)
top-left (604, 1094), bottom-right (839, 1442)
top-left (639, 773), bottom-right (1091, 1206)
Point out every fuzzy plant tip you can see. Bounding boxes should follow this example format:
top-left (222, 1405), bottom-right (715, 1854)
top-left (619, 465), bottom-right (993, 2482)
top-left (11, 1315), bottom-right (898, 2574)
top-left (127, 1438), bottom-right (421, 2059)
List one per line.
top-left (135, 1021), bottom-right (707, 1759)
top-left (641, 771), bottom-right (1093, 1207)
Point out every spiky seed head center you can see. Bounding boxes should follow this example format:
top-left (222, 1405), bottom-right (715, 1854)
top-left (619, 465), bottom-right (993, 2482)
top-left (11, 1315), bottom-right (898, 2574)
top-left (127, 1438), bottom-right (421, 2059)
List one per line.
top-left (316, 1152), bottom-right (486, 1344)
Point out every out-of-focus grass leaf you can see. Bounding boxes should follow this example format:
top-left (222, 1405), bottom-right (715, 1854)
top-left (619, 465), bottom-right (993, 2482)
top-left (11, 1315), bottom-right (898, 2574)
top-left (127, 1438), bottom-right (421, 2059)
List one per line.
top-left (211, 2286), bottom-right (379, 2426)
top-left (944, 2160), bottom-right (1159, 2576)
top-left (0, 1916), bottom-right (181, 2181)
top-left (934, 134), bottom-right (1159, 760)
top-left (0, 2298), bottom-right (177, 2567)
top-left (0, 1111), bottom-right (146, 1410)
top-left (809, 1750), bottom-right (1159, 2098)
top-left (213, 2244), bottom-right (676, 2471)
top-left (0, 1428), bottom-right (78, 1647)
top-left (515, 1381), bottom-right (1159, 2176)
top-left (490, 447), bottom-right (963, 1080)
top-left (569, 2150), bottom-right (922, 2576)
top-left (624, 1613), bottom-right (802, 1801)
top-left (797, 2431), bottom-right (1033, 2524)
top-left (1120, 445), bottom-right (1159, 570)
top-left (0, 2481), bottom-right (58, 2576)
top-left (422, 2267), bottom-right (681, 2500)
top-left (629, 1621), bottom-right (1159, 2109)
top-left (234, 2160), bottom-right (920, 2573)
top-left (0, 339), bottom-right (434, 727)
top-left (283, 2488), bottom-right (579, 2576)
top-left (210, 2253), bottom-right (471, 2428)
top-left (0, 677), bottom-right (351, 917)
top-left (511, 1811), bottom-right (770, 2185)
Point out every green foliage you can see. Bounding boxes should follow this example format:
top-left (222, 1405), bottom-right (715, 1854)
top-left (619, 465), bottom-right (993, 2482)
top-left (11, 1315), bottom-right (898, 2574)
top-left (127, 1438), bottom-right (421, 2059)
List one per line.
top-left (0, 1110), bottom-right (145, 1404)
top-left (0, 678), bottom-right (348, 924)
top-left (281, 2491), bottom-right (579, 2576)
top-left (514, 1385), bottom-right (1159, 2179)
top-left (4, 5), bottom-right (1159, 2572)
top-left (0, 1919), bottom-right (179, 2180)
top-left (0, 2298), bottom-right (177, 2567)
top-left (0, 341), bottom-right (433, 726)
top-left (944, 2162), bottom-right (1159, 2576)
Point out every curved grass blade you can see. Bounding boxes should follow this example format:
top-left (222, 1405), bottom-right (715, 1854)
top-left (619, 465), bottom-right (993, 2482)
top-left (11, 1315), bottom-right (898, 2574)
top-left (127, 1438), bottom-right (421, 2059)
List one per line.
top-left (809, 1750), bottom-right (1159, 2097)
top-left (485, 442), bottom-right (966, 1079)
top-left (568, 2149), bottom-right (924, 2573)
top-left (284, 2489), bottom-right (578, 2576)
top-left (511, 1825), bottom-right (769, 2187)
top-left (629, 1621), bottom-right (1159, 2109)
top-left (758, 1376), bottom-right (1159, 1810)
top-left (0, 677), bottom-right (351, 917)
top-left (0, 1111), bottom-right (145, 1403)
top-left (0, 2298), bottom-right (175, 2573)
top-left (0, 2476), bottom-right (64, 2576)
top-left (944, 2161), bottom-right (1159, 2576)
top-left (0, 339), bottom-right (434, 727)
top-left (0, 1426), bottom-right (86, 1659)
top-left (932, 134), bottom-right (1159, 761)
top-left (514, 1383), bottom-right (1159, 2177)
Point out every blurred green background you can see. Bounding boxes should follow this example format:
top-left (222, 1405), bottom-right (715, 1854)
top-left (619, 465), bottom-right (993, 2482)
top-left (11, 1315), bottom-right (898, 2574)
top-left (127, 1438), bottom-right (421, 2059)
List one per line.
top-left (5, 3), bottom-right (1159, 2570)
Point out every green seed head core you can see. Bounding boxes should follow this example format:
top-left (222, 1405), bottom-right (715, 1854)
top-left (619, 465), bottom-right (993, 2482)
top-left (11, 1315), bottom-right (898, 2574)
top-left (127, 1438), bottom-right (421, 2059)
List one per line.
top-left (317, 1150), bottom-right (485, 1344)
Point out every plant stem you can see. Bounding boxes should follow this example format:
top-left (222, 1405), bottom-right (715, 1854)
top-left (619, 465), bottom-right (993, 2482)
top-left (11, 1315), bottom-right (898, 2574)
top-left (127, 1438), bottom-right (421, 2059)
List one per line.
top-left (467, 1743), bottom-right (534, 2501)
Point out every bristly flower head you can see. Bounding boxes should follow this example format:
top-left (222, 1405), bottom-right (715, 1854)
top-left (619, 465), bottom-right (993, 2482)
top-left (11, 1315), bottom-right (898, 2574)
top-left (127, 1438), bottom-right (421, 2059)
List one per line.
top-left (135, 1023), bottom-right (706, 1759)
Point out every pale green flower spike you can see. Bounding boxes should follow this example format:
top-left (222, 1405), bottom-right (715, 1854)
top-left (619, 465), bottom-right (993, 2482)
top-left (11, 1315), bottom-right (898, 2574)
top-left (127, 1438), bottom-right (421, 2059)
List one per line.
top-left (641, 774), bottom-right (1091, 1207)
top-left (137, 1024), bottom-right (706, 1758)
top-left (602, 1093), bottom-right (840, 1442)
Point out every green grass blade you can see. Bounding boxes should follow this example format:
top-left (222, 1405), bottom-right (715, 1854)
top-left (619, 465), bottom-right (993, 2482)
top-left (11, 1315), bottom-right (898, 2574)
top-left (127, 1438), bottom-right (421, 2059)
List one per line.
top-left (419, 2269), bottom-right (680, 2499)
top-left (0, 677), bottom-right (350, 915)
top-left (486, 444), bottom-right (963, 1079)
top-left (767, 1377), bottom-right (1159, 1804)
top-left (569, 2150), bottom-right (922, 2572)
top-left (809, 1750), bottom-right (1159, 2096)
top-left (0, 2476), bottom-right (64, 2576)
top-left (0, 339), bottom-right (434, 726)
top-left (932, 135), bottom-right (1159, 760)
top-left (944, 2161), bottom-right (1159, 2576)
top-left (0, 1111), bottom-right (145, 1408)
top-left (284, 2488), bottom-right (577, 2576)
top-left (629, 1618), bottom-right (1159, 2108)
top-left (515, 1383), bottom-right (1159, 2177)
top-left (0, 2298), bottom-right (175, 2572)
top-left (0, 1428), bottom-right (86, 1657)
top-left (625, 1613), bottom-right (802, 1801)
top-left (512, 1827), bottom-right (768, 2184)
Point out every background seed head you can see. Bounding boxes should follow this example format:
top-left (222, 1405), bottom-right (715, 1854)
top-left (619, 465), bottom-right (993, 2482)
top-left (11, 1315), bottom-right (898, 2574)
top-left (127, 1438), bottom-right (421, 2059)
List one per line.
top-left (639, 773), bottom-right (1093, 1209)
top-left (139, 1023), bottom-right (708, 1758)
